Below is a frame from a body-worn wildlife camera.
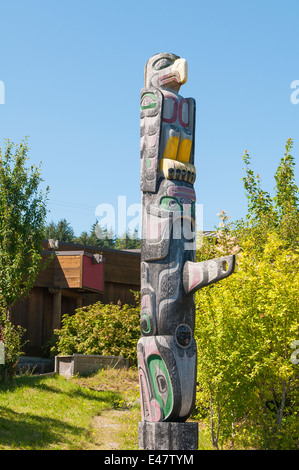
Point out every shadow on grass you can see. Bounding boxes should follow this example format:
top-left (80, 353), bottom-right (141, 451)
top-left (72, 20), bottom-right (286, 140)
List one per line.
top-left (0, 405), bottom-right (86, 450)
top-left (0, 375), bottom-right (122, 449)
top-left (1, 374), bottom-right (120, 406)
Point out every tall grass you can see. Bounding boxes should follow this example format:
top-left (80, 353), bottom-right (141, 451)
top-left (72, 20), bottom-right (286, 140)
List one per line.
top-left (0, 373), bottom-right (120, 450)
top-left (0, 368), bottom-right (211, 450)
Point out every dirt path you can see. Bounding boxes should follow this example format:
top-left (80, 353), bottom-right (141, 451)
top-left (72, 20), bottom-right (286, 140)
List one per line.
top-left (92, 410), bottom-right (127, 450)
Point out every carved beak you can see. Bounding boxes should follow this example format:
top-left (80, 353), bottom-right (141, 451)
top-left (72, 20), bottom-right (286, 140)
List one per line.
top-left (159, 58), bottom-right (188, 91)
top-left (173, 58), bottom-right (188, 85)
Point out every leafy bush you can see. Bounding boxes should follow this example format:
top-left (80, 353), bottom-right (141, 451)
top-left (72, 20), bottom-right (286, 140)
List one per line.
top-left (195, 232), bottom-right (299, 449)
top-left (0, 312), bottom-right (26, 381)
top-left (0, 138), bottom-right (49, 318)
top-left (52, 300), bottom-right (141, 363)
top-left (194, 139), bottom-right (299, 449)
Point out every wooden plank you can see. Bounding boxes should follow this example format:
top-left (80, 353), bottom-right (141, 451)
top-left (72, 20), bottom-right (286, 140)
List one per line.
top-left (104, 263), bottom-right (140, 285)
top-left (43, 290), bottom-right (53, 344)
top-left (104, 252), bottom-right (140, 267)
top-left (103, 250), bottom-right (140, 285)
top-left (35, 244), bottom-right (141, 294)
top-left (57, 255), bottom-right (82, 268)
top-left (52, 291), bottom-right (62, 330)
top-left (54, 254), bottom-right (83, 288)
top-left (61, 289), bottom-right (82, 299)
top-left (34, 254), bottom-right (56, 287)
top-left (54, 271), bottom-right (82, 283)
top-left (27, 287), bottom-right (44, 355)
top-left (102, 282), bottom-right (139, 305)
top-left (11, 296), bottom-right (30, 334)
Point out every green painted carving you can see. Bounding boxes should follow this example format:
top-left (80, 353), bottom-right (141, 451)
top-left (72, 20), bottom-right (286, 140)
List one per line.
top-left (147, 354), bottom-right (173, 418)
top-left (140, 92), bottom-right (158, 110)
top-left (141, 313), bottom-right (151, 334)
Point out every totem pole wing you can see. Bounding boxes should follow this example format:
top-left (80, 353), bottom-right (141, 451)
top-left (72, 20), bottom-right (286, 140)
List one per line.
top-left (183, 255), bottom-right (236, 295)
top-left (140, 87), bottom-right (163, 193)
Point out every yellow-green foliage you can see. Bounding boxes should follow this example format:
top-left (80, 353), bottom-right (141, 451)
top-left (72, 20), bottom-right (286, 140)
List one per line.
top-left (194, 139), bottom-right (299, 449)
top-left (195, 232), bottom-right (299, 449)
top-left (52, 300), bottom-right (140, 363)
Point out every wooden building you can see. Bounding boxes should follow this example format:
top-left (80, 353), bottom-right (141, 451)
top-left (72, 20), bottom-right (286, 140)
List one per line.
top-left (11, 240), bottom-right (141, 356)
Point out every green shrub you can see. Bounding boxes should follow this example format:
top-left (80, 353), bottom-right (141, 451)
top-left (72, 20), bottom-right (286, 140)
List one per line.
top-left (0, 312), bottom-right (26, 381)
top-left (195, 232), bottom-right (299, 449)
top-left (194, 139), bottom-right (299, 450)
top-left (52, 300), bottom-right (141, 363)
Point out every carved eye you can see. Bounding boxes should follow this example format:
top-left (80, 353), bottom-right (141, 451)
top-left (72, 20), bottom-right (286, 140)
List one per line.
top-left (175, 324), bottom-right (192, 347)
top-left (156, 375), bottom-right (168, 393)
top-left (141, 92), bottom-right (158, 110)
top-left (160, 197), bottom-right (181, 211)
top-left (154, 58), bottom-right (173, 71)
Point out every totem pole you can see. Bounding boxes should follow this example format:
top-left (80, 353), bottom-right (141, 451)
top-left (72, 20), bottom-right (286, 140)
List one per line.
top-left (137, 53), bottom-right (235, 450)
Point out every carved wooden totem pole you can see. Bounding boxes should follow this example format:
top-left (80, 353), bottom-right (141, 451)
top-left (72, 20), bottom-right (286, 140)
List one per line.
top-left (138, 53), bottom-right (235, 450)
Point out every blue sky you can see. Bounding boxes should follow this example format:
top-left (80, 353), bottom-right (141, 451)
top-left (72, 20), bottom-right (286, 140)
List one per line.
top-left (0, 0), bottom-right (298, 237)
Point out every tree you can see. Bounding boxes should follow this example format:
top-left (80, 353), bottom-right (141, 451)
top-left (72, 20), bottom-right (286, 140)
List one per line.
top-left (75, 223), bottom-right (142, 250)
top-left (74, 230), bottom-right (90, 246)
top-left (195, 232), bottom-right (299, 449)
top-left (114, 229), bottom-right (141, 250)
top-left (44, 218), bottom-right (75, 243)
top-left (0, 138), bottom-right (49, 318)
top-left (194, 139), bottom-right (299, 449)
top-left (0, 138), bottom-right (48, 380)
top-left (75, 222), bottom-right (116, 248)
top-left (237, 138), bottom-right (299, 250)
top-left (274, 138), bottom-right (299, 248)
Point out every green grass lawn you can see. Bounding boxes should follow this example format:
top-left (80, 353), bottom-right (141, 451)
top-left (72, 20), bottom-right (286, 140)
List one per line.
top-left (0, 372), bottom-right (122, 450)
top-left (0, 368), bottom-right (211, 450)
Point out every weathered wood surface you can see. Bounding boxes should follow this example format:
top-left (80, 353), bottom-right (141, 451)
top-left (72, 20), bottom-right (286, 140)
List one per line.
top-left (137, 53), bottom-right (235, 431)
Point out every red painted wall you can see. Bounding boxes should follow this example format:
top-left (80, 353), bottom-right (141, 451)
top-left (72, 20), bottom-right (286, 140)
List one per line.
top-left (82, 255), bottom-right (104, 292)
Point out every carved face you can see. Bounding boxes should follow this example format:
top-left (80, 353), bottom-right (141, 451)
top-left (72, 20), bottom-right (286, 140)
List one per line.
top-left (159, 183), bottom-right (196, 219)
top-left (144, 53), bottom-right (188, 92)
top-left (142, 179), bottom-right (196, 262)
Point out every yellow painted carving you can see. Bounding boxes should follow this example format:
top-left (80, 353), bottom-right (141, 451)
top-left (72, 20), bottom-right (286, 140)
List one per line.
top-left (163, 136), bottom-right (180, 160)
top-left (159, 158), bottom-right (173, 175)
top-left (159, 158), bottom-right (196, 184)
top-left (177, 139), bottom-right (192, 163)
